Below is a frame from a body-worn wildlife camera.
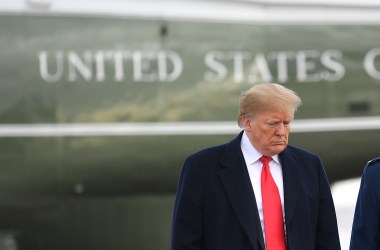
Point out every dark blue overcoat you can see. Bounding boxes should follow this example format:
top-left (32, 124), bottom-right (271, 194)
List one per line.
top-left (172, 131), bottom-right (341, 250)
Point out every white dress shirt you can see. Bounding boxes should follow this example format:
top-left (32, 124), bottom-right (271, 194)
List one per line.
top-left (240, 131), bottom-right (285, 240)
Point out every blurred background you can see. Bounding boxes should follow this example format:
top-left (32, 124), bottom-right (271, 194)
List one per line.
top-left (1, 0), bottom-right (380, 249)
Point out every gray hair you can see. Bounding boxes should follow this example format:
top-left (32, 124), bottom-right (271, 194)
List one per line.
top-left (237, 83), bottom-right (302, 127)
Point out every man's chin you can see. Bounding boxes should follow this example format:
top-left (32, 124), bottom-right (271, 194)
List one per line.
top-left (270, 145), bottom-right (287, 155)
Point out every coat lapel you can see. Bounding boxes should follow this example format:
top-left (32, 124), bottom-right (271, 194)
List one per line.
top-left (280, 148), bottom-right (302, 227)
top-left (218, 132), bottom-right (264, 250)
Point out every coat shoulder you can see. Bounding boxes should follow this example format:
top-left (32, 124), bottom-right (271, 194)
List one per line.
top-left (187, 133), bottom-right (242, 161)
top-left (285, 144), bottom-right (320, 160)
top-left (363, 157), bottom-right (380, 179)
top-left (366, 157), bottom-right (380, 169)
top-left (188, 142), bottom-right (229, 159)
top-left (367, 157), bottom-right (380, 165)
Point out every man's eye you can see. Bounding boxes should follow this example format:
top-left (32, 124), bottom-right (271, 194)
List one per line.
top-left (266, 121), bottom-right (291, 128)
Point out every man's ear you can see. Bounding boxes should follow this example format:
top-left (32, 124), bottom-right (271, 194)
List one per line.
top-left (242, 116), bottom-right (253, 132)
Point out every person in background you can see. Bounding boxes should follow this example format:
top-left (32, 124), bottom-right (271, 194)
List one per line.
top-left (171, 83), bottom-right (341, 250)
top-left (350, 157), bottom-right (380, 249)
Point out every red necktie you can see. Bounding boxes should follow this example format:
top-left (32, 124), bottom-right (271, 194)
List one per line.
top-left (260, 156), bottom-right (286, 250)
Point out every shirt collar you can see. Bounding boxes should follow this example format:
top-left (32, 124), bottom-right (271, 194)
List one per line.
top-left (241, 131), bottom-right (280, 165)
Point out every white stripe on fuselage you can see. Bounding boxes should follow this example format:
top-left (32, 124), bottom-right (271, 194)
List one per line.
top-left (0, 116), bottom-right (379, 137)
top-left (2, 0), bottom-right (380, 25)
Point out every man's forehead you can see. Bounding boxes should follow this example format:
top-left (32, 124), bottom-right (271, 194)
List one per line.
top-left (256, 109), bottom-right (293, 119)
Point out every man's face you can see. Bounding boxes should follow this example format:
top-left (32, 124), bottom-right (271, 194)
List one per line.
top-left (244, 109), bottom-right (293, 156)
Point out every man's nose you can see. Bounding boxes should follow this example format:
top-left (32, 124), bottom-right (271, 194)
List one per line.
top-left (276, 123), bottom-right (286, 135)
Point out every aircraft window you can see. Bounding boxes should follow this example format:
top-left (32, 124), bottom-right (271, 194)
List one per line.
top-left (348, 101), bottom-right (370, 113)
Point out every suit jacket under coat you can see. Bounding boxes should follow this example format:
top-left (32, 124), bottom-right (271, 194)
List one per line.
top-left (171, 131), bottom-right (341, 250)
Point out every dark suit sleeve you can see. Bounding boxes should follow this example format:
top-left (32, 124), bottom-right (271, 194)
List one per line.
top-left (171, 157), bottom-right (203, 250)
top-left (316, 158), bottom-right (341, 250)
top-left (350, 165), bottom-right (380, 250)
